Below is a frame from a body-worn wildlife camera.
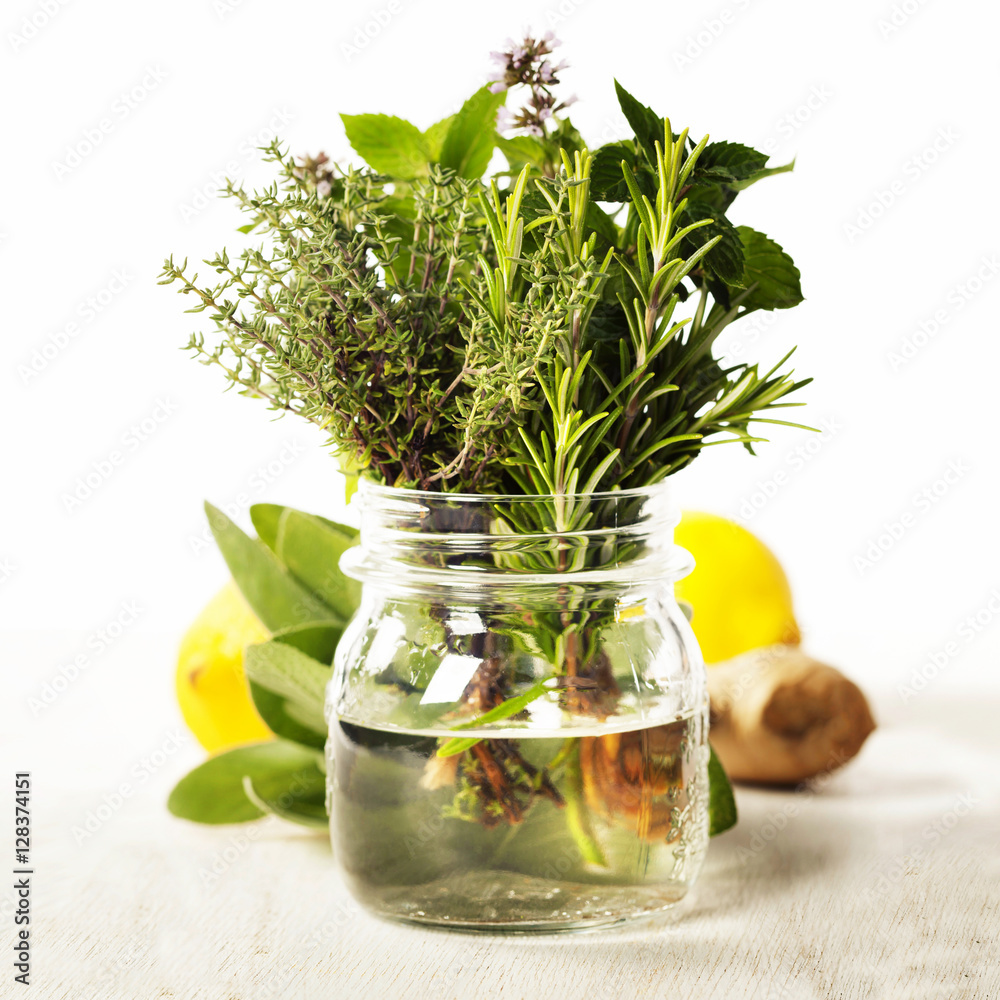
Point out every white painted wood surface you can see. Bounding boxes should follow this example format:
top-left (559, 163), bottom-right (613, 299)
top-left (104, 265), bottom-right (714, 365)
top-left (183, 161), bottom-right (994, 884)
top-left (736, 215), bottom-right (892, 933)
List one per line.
top-left (8, 633), bottom-right (1000, 1000)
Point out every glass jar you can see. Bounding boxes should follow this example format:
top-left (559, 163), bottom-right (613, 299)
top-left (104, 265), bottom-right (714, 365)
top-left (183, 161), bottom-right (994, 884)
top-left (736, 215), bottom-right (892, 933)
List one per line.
top-left (326, 482), bottom-right (709, 932)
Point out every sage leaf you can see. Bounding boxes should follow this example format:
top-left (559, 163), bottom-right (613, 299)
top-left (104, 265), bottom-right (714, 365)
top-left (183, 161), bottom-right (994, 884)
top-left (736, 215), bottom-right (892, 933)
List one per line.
top-left (252, 503), bottom-right (358, 552)
top-left (708, 742), bottom-right (738, 837)
top-left (168, 740), bottom-right (325, 826)
top-left (270, 621), bottom-right (343, 664)
top-left (244, 636), bottom-right (333, 739)
top-left (248, 502), bottom-right (283, 550)
top-left (205, 502), bottom-right (335, 632)
top-left (341, 113), bottom-right (430, 178)
top-left (242, 776), bottom-right (327, 829)
top-left (258, 506), bottom-right (361, 622)
top-left (248, 685), bottom-right (326, 751)
top-left (439, 86), bottom-right (506, 180)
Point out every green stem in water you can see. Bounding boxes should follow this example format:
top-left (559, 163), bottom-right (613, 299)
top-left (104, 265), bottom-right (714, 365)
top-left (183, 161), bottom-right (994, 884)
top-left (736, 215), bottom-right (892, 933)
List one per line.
top-left (563, 741), bottom-right (608, 868)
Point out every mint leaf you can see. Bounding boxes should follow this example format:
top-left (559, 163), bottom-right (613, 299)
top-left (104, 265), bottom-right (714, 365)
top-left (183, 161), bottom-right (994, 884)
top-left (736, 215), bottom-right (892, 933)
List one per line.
top-left (495, 134), bottom-right (549, 171)
top-left (736, 226), bottom-right (803, 310)
top-left (586, 202), bottom-right (620, 249)
top-left (697, 141), bottom-right (769, 182)
top-left (591, 141), bottom-right (636, 202)
top-left (732, 158), bottom-right (796, 191)
top-left (205, 502), bottom-right (335, 632)
top-left (708, 743), bottom-right (738, 836)
top-left (614, 81), bottom-right (663, 158)
top-left (547, 117), bottom-right (586, 158)
top-left (682, 180), bottom-right (737, 214)
top-left (341, 113), bottom-right (429, 177)
top-left (167, 740), bottom-right (325, 826)
top-left (439, 86), bottom-right (506, 180)
top-left (583, 302), bottom-right (631, 343)
top-left (679, 201), bottom-right (745, 286)
top-left (423, 114), bottom-right (455, 161)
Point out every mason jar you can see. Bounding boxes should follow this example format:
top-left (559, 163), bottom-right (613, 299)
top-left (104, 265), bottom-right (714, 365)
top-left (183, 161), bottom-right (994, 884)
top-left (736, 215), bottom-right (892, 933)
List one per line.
top-left (326, 482), bottom-right (709, 931)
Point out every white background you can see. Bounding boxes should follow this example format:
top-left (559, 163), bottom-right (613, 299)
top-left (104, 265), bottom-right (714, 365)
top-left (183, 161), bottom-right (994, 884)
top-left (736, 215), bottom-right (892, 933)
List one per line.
top-left (2, 4), bottom-right (999, 996)
top-left (3, 0), bottom-right (999, 730)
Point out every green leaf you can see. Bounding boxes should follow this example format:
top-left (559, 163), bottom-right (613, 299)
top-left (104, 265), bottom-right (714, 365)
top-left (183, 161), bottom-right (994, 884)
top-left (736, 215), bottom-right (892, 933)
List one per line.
top-left (584, 302), bottom-right (631, 343)
top-left (205, 503), bottom-right (336, 632)
top-left (244, 627), bottom-right (339, 749)
top-left (248, 685), bottom-right (326, 750)
top-left (732, 158), bottom-right (796, 190)
top-left (679, 202), bottom-right (745, 286)
top-left (271, 621), bottom-right (343, 663)
top-left (265, 507), bottom-right (361, 621)
top-left (696, 141), bottom-right (768, 182)
top-left (434, 735), bottom-right (482, 758)
top-left (708, 742), bottom-right (738, 836)
top-left (249, 502), bottom-right (283, 550)
top-left (592, 141), bottom-right (657, 204)
top-left (343, 472), bottom-right (360, 505)
top-left (439, 86), bottom-right (506, 179)
top-left (341, 113), bottom-right (430, 178)
top-left (245, 637), bottom-right (331, 724)
top-left (735, 226), bottom-right (803, 310)
top-left (242, 776), bottom-right (327, 828)
top-left (591, 142), bottom-right (636, 202)
top-left (585, 202), bottom-right (621, 249)
top-left (423, 114), bottom-right (455, 161)
top-left (547, 117), bottom-right (586, 158)
top-left (360, 195), bottom-right (417, 287)
top-left (167, 740), bottom-right (325, 826)
top-left (437, 677), bottom-right (554, 757)
top-left (495, 134), bottom-right (550, 171)
top-left (252, 503), bottom-right (358, 560)
top-left (614, 81), bottom-right (663, 159)
top-left (681, 180), bottom-right (737, 215)
top-left (564, 745), bottom-right (608, 867)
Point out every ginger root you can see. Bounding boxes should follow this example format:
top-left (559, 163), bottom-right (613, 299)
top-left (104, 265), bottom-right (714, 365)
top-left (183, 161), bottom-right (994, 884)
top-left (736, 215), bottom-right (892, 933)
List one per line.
top-left (707, 645), bottom-right (875, 786)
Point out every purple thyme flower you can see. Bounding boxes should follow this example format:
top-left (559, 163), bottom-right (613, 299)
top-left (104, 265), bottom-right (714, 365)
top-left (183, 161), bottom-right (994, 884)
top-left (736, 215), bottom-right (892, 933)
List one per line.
top-left (487, 32), bottom-right (572, 139)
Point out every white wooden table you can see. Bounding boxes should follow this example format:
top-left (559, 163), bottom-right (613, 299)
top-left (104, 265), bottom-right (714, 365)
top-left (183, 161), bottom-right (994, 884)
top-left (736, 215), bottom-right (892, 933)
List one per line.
top-left (7, 632), bottom-right (1000, 999)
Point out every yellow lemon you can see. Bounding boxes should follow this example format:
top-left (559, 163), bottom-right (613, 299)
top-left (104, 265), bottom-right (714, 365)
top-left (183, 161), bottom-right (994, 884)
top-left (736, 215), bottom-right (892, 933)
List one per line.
top-left (176, 581), bottom-right (273, 752)
top-left (674, 511), bottom-right (799, 664)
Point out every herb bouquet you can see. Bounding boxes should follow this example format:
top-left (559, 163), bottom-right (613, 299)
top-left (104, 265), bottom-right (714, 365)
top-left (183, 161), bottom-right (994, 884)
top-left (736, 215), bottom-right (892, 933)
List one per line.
top-left (164, 34), bottom-right (808, 929)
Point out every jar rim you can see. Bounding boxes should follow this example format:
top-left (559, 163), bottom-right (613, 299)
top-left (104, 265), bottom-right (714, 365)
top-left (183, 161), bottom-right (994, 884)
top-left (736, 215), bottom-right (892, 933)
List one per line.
top-left (355, 478), bottom-right (676, 504)
top-left (343, 478), bottom-right (690, 596)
